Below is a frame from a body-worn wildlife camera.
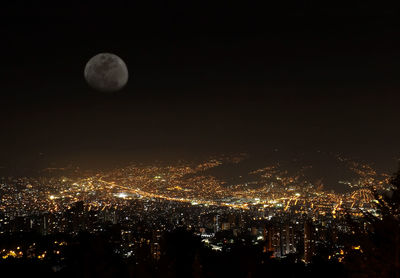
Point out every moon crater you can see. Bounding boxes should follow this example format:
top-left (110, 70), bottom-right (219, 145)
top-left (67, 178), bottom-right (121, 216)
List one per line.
top-left (84, 53), bottom-right (128, 92)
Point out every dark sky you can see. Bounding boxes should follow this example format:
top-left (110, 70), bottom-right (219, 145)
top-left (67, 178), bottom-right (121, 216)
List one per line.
top-left (1, 1), bottom-right (400, 172)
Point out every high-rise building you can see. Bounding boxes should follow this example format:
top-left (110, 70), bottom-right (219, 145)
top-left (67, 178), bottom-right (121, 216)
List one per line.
top-left (282, 224), bottom-right (296, 255)
top-left (214, 215), bottom-right (220, 233)
top-left (228, 214), bottom-right (236, 228)
top-left (266, 223), bottom-right (296, 258)
top-left (304, 220), bottom-right (315, 263)
top-left (267, 226), bottom-right (281, 257)
top-left (41, 214), bottom-right (48, 236)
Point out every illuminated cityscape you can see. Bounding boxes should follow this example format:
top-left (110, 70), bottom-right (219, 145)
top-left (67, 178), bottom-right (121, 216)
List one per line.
top-left (2, 1), bottom-right (400, 277)
top-left (0, 153), bottom-right (393, 271)
top-left (0, 154), bottom-right (389, 217)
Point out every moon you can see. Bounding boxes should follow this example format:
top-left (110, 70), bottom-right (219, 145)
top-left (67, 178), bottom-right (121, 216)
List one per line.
top-left (84, 53), bottom-right (129, 92)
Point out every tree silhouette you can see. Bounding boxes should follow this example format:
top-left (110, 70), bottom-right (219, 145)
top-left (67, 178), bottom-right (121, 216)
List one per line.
top-left (345, 167), bottom-right (400, 278)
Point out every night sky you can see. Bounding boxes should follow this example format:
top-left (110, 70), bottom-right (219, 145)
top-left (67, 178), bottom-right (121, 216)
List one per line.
top-left (1, 1), bottom-right (400, 173)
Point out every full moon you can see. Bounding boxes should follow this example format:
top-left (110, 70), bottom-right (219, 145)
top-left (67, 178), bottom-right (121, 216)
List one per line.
top-left (84, 53), bottom-right (129, 92)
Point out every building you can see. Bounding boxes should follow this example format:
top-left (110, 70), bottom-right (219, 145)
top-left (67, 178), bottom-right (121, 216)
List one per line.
top-left (304, 220), bottom-right (315, 263)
